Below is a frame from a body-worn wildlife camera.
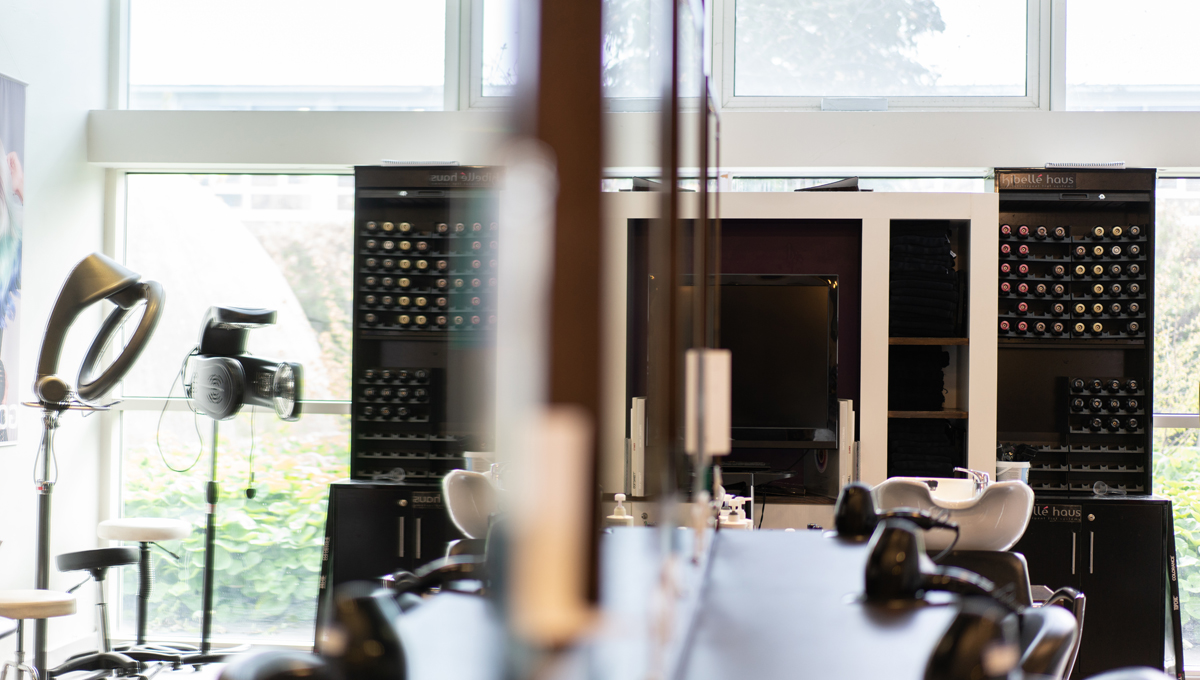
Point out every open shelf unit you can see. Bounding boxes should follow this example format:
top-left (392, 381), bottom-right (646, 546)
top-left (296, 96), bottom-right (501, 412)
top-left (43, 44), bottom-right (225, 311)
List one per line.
top-left (886, 219), bottom-right (978, 478)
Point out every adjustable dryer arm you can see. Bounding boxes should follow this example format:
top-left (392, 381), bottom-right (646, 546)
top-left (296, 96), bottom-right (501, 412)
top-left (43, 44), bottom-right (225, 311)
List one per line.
top-left (78, 281), bottom-right (165, 403)
top-left (34, 253), bottom-right (165, 406)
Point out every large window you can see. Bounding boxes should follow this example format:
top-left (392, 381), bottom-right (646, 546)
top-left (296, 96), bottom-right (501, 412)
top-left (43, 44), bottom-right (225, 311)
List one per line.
top-left (476, 0), bottom-right (701, 105)
top-left (1153, 178), bottom-right (1200, 661)
top-left (122, 0), bottom-right (1200, 113)
top-left (116, 174), bottom-right (352, 643)
top-left (733, 0), bottom-right (1027, 99)
top-left (1066, 1), bottom-right (1200, 111)
top-left (128, 0), bottom-right (446, 111)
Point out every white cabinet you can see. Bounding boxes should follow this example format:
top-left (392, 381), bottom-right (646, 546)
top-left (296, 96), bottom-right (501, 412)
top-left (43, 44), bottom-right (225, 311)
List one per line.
top-left (601, 191), bottom-right (999, 495)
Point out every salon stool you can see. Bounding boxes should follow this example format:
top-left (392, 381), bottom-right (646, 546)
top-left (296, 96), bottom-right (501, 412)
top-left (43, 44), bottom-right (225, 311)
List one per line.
top-left (98, 518), bottom-right (191, 647)
top-left (0, 589), bottom-right (76, 680)
top-left (49, 548), bottom-right (139, 677)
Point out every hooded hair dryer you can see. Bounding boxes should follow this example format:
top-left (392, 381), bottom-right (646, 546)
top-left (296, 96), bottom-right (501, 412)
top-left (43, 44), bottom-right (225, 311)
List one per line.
top-left (34, 253), bottom-right (164, 407)
top-left (28, 253), bottom-right (164, 677)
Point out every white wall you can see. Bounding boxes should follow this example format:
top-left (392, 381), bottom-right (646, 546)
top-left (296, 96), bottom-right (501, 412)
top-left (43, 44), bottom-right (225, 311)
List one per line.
top-left (0, 0), bottom-right (113, 659)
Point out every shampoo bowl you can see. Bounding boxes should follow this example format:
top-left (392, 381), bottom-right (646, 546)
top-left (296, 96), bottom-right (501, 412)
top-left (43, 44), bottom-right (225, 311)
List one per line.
top-left (873, 478), bottom-right (1034, 552)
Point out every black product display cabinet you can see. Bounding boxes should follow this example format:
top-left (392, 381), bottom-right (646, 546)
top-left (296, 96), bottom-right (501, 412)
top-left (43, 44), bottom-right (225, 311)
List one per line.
top-left (997, 170), bottom-right (1185, 678)
top-left (351, 166), bottom-right (499, 481)
top-left (1013, 496), bottom-right (1176, 679)
top-left (995, 168), bottom-right (1155, 494)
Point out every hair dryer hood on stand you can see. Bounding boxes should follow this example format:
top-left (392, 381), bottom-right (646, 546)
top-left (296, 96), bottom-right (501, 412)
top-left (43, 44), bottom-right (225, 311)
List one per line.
top-left (34, 253), bottom-right (165, 406)
top-left (185, 306), bottom-right (302, 421)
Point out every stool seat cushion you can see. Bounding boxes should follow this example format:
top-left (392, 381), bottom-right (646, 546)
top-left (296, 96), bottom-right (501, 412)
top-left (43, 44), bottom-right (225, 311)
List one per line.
top-left (57, 547), bottom-right (139, 573)
top-left (0, 590), bottom-right (76, 619)
top-left (98, 518), bottom-right (191, 542)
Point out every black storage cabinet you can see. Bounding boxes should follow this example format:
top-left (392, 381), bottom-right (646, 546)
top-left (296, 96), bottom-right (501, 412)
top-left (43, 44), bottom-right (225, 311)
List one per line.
top-left (1014, 495), bottom-right (1173, 679)
top-left (313, 481), bottom-right (463, 648)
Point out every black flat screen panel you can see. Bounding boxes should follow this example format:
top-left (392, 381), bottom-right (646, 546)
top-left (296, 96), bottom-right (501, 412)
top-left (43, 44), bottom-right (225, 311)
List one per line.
top-left (719, 280), bottom-right (833, 430)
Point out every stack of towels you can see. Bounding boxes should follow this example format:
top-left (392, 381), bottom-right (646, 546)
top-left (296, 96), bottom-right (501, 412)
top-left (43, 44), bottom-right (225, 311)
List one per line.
top-left (887, 419), bottom-right (963, 479)
top-left (890, 224), bottom-right (963, 337)
top-left (888, 346), bottom-right (949, 411)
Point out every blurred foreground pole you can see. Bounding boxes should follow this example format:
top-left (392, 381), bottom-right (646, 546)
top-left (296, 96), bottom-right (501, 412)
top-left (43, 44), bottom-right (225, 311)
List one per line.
top-left (499, 0), bottom-right (604, 657)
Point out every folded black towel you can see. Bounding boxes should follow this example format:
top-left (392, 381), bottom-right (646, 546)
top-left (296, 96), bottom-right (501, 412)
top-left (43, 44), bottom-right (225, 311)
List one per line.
top-left (891, 269), bottom-right (960, 284)
top-left (892, 243), bottom-right (955, 257)
top-left (891, 234), bottom-right (951, 247)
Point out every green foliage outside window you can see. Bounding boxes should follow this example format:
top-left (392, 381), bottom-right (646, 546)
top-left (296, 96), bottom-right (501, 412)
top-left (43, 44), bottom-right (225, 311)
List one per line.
top-left (1156, 429), bottom-right (1200, 645)
top-left (120, 416), bottom-right (349, 641)
top-left (1155, 184), bottom-right (1200, 652)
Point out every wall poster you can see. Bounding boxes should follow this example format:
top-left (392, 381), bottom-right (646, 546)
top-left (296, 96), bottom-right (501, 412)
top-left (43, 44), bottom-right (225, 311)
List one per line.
top-left (0, 74), bottom-right (24, 445)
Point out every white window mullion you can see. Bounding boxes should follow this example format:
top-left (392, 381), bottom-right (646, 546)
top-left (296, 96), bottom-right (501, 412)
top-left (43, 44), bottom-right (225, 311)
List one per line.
top-left (1032, 0), bottom-right (1051, 110)
top-left (719, 0), bottom-right (736, 108)
top-left (109, 0), bottom-right (130, 110)
top-left (1049, 0), bottom-right (1067, 110)
top-left (444, 0), bottom-right (463, 111)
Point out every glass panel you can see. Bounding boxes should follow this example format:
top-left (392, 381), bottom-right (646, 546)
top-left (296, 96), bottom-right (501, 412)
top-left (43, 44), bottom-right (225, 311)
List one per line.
top-left (482, 0), bottom-right (700, 99)
top-left (129, 0), bottom-right (445, 111)
top-left (123, 174), bottom-right (353, 402)
top-left (119, 410), bottom-right (349, 643)
top-left (1066, 1), bottom-right (1200, 111)
top-left (1154, 428), bottom-right (1200, 663)
top-left (1155, 178), bottom-right (1200, 414)
top-left (734, 0), bottom-right (1026, 98)
top-left (482, 0), bottom-right (519, 97)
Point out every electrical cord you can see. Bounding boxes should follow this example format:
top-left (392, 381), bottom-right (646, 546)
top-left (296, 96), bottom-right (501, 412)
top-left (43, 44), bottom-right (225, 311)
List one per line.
top-left (930, 524), bottom-right (961, 563)
top-left (157, 345), bottom-right (205, 473)
top-left (245, 406), bottom-right (257, 498)
top-left (757, 498), bottom-right (766, 529)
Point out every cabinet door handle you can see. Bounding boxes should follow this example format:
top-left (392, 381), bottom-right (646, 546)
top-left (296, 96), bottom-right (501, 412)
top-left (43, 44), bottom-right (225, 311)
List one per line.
top-left (1072, 531), bottom-right (1077, 575)
top-left (1090, 531), bottom-right (1095, 574)
top-left (398, 517), bottom-right (405, 558)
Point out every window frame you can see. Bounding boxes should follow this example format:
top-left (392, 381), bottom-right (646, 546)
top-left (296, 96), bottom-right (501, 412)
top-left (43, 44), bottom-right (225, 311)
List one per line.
top-left (715, 0), bottom-right (1052, 111)
top-left (101, 168), bottom-right (352, 648)
top-left (116, 0), bottom-right (1065, 114)
top-left (464, 0), bottom-right (704, 112)
top-left (1150, 174), bottom-right (1200, 434)
top-left (118, 0), bottom-right (464, 113)
top-left (107, 168), bottom-right (355, 418)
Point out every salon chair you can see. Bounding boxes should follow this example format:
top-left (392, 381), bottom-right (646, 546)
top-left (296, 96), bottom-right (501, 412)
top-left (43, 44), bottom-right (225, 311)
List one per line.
top-left (47, 548), bottom-right (140, 677)
top-left (929, 595), bottom-right (1162, 680)
top-left (939, 550), bottom-right (1086, 680)
top-left (1018, 603), bottom-right (1079, 678)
